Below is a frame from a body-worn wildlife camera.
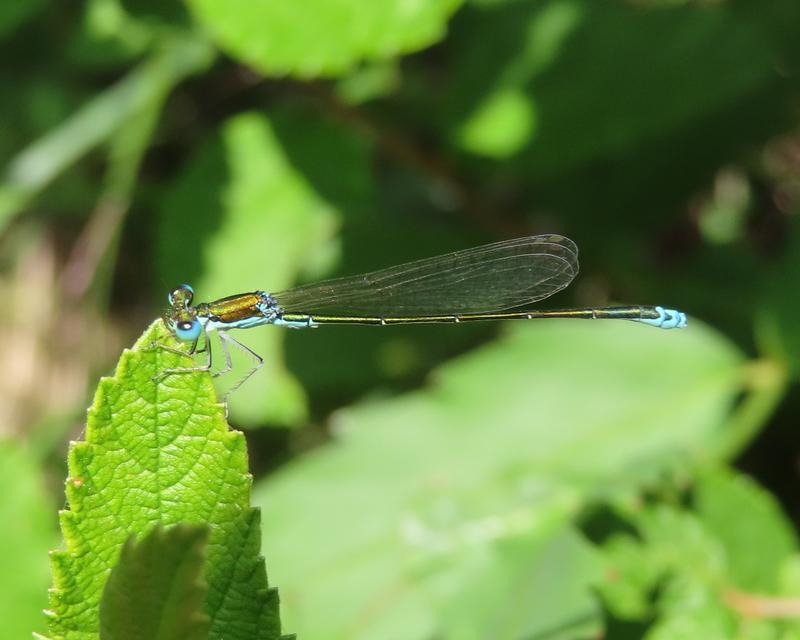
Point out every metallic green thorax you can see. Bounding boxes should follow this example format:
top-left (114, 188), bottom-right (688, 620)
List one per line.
top-left (164, 285), bottom-right (283, 340)
top-left (200, 293), bottom-right (265, 323)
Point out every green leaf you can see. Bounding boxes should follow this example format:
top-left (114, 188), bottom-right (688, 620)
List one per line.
top-left (597, 531), bottom-right (659, 620)
top-left (255, 320), bottom-right (745, 638)
top-left (598, 478), bottom-right (799, 639)
top-left (694, 468), bottom-right (798, 592)
top-left (637, 507), bottom-right (734, 640)
top-left (0, 440), bottom-right (56, 639)
top-left (99, 524), bottom-right (210, 640)
top-left (434, 526), bottom-right (603, 640)
top-left (597, 504), bottom-right (734, 639)
top-left (157, 111), bottom-right (370, 426)
top-left (47, 321), bottom-right (285, 640)
top-left (185, 0), bottom-right (464, 77)
top-left (645, 576), bottom-right (732, 640)
top-left (458, 87), bottom-right (536, 158)
top-left (774, 555), bottom-right (800, 638)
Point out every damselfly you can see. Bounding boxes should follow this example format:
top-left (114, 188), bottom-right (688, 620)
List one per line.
top-left (159, 234), bottom-right (687, 401)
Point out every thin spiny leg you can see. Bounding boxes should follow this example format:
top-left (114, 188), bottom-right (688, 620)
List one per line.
top-left (146, 334), bottom-right (197, 358)
top-left (193, 336), bottom-right (208, 356)
top-left (212, 331), bottom-right (234, 379)
top-left (153, 330), bottom-right (212, 381)
top-left (217, 332), bottom-right (263, 405)
top-left (148, 337), bottom-right (196, 382)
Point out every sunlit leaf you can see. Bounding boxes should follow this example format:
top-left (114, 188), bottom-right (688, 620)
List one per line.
top-left (186, 0), bottom-right (464, 77)
top-left (458, 87), bottom-right (536, 158)
top-left (47, 321), bottom-right (286, 640)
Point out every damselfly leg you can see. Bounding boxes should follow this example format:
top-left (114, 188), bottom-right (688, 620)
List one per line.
top-left (215, 332), bottom-right (264, 405)
top-left (149, 328), bottom-right (212, 382)
top-left (151, 325), bottom-right (263, 413)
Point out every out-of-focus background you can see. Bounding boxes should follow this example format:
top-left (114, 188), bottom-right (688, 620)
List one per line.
top-left (3, 0), bottom-right (800, 638)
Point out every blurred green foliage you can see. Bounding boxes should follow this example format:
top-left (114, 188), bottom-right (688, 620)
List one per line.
top-left (0, 442), bottom-right (55, 639)
top-left (2, 0), bottom-right (800, 638)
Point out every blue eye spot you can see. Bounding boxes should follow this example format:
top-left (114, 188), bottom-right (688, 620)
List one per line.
top-left (174, 319), bottom-right (201, 341)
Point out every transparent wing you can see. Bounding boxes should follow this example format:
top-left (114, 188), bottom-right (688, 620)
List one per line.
top-left (272, 234), bottom-right (579, 316)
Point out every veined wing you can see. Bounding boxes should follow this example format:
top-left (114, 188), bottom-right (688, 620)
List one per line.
top-left (272, 234), bottom-right (579, 316)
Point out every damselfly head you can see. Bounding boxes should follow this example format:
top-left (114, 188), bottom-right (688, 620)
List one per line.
top-left (164, 284), bottom-right (202, 341)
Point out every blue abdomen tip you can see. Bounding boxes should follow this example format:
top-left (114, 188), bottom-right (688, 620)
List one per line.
top-left (639, 306), bottom-right (688, 329)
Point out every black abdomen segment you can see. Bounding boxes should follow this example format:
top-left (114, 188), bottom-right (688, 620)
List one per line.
top-left (279, 306), bottom-right (681, 326)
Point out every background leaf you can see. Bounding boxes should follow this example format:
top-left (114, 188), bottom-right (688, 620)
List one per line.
top-left (434, 525), bottom-right (603, 640)
top-left (185, 0), bottom-right (464, 77)
top-left (694, 468), bottom-right (798, 592)
top-left (255, 319), bottom-right (746, 638)
top-left (595, 470), bottom-right (800, 639)
top-left (0, 440), bottom-right (56, 639)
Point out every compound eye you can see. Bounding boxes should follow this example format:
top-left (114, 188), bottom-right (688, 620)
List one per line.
top-left (174, 318), bottom-right (201, 341)
top-left (168, 284), bottom-right (194, 306)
